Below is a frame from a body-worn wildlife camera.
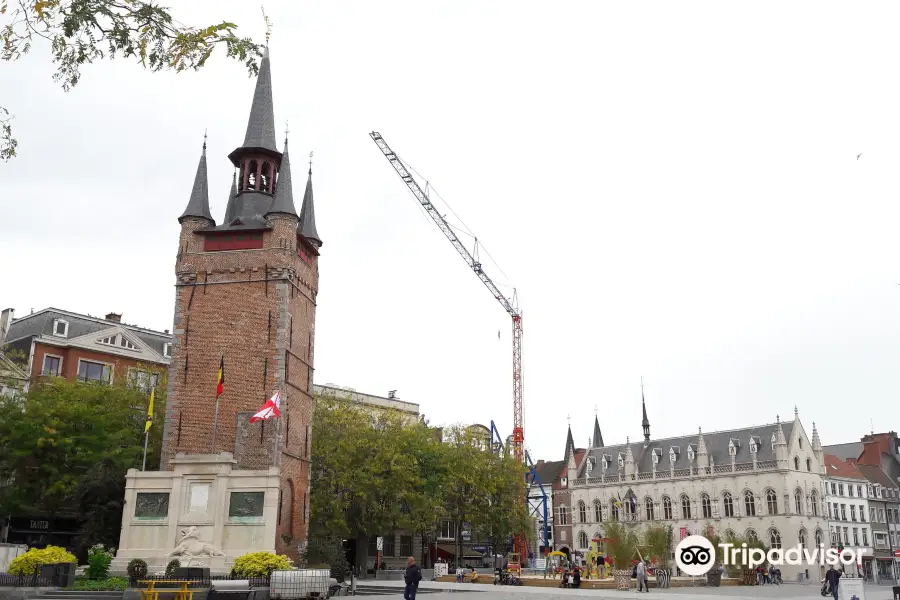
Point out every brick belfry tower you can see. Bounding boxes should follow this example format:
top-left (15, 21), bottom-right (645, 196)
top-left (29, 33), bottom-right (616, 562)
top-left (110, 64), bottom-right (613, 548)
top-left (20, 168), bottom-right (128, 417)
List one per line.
top-left (114, 47), bottom-right (322, 570)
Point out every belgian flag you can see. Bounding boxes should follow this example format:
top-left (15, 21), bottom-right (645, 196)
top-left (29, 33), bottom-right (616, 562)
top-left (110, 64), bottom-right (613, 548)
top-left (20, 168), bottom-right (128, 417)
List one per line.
top-left (216, 355), bottom-right (224, 397)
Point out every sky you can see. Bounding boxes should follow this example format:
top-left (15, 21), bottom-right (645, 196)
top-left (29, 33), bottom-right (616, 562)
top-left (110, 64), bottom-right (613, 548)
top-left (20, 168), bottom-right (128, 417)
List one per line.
top-left (3, 1), bottom-right (900, 462)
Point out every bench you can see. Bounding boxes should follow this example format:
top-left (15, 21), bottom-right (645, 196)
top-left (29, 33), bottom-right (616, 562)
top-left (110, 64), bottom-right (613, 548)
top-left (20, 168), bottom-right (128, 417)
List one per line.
top-left (137, 579), bottom-right (200, 600)
top-left (208, 580), bottom-right (254, 600)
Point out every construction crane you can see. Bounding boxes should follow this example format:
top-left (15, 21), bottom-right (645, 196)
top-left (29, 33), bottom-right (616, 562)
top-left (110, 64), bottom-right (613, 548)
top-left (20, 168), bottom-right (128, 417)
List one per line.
top-left (370, 132), bottom-right (527, 559)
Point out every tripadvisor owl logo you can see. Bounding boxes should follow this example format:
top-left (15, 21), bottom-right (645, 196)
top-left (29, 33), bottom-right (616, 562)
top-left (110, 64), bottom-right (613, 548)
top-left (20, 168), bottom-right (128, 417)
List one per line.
top-left (675, 535), bottom-right (716, 576)
top-left (675, 533), bottom-right (866, 575)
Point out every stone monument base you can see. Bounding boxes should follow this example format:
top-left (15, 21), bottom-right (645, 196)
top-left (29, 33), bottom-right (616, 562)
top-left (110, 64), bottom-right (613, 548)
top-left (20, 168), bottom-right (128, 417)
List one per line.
top-left (111, 453), bottom-right (280, 575)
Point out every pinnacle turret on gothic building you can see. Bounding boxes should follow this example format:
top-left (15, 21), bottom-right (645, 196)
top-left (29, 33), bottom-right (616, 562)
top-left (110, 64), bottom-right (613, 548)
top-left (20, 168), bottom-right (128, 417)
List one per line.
top-left (592, 415), bottom-right (604, 448)
top-left (299, 163), bottom-right (322, 248)
top-left (641, 391), bottom-right (650, 445)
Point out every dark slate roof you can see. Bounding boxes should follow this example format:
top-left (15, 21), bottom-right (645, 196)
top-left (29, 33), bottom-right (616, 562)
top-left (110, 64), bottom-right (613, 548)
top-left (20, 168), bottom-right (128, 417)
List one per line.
top-left (5, 308), bottom-right (172, 356)
top-left (242, 47), bottom-right (278, 153)
top-left (178, 142), bottom-right (213, 223)
top-left (298, 167), bottom-right (322, 247)
top-left (593, 416), bottom-right (604, 448)
top-left (203, 191), bottom-right (273, 232)
top-left (855, 463), bottom-right (899, 490)
top-left (535, 460), bottom-right (566, 485)
top-left (823, 442), bottom-right (864, 462)
top-left (266, 138), bottom-right (298, 218)
top-left (223, 172), bottom-right (238, 224)
top-left (578, 420), bottom-right (795, 477)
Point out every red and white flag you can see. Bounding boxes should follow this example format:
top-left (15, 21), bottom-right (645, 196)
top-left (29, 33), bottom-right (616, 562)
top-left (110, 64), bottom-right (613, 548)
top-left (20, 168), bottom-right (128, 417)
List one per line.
top-left (250, 390), bottom-right (281, 423)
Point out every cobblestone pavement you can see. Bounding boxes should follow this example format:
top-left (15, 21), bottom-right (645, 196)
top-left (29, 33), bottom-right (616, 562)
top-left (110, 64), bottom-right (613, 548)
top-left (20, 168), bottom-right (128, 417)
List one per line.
top-left (355, 579), bottom-right (899, 599)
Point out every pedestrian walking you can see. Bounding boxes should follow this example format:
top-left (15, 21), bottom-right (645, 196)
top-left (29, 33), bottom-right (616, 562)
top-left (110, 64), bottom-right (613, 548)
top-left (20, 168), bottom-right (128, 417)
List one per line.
top-left (404, 557), bottom-right (422, 600)
top-left (636, 559), bottom-right (649, 592)
top-left (824, 564), bottom-right (841, 600)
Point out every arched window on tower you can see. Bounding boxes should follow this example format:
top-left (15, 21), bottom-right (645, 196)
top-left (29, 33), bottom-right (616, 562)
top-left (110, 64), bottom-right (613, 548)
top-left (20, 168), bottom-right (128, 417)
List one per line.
top-left (815, 528), bottom-right (823, 547)
top-left (795, 489), bottom-right (803, 515)
top-left (806, 457), bottom-right (812, 471)
top-left (645, 497), bottom-right (655, 521)
top-left (701, 493), bottom-right (712, 518)
top-left (578, 501), bottom-right (587, 523)
top-left (681, 494), bottom-right (692, 519)
top-left (261, 162), bottom-right (271, 193)
top-left (610, 498), bottom-right (620, 522)
top-left (794, 456), bottom-right (800, 470)
top-left (723, 492), bottom-right (734, 517)
top-left (247, 160), bottom-right (259, 190)
top-left (811, 491), bottom-right (819, 516)
top-left (578, 531), bottom-right (589, 549)
top-left (594, 500), bottom-right (603, 523)
top-left (769, 528), bottom-right (782, 549)
top-left (238, 164), bottom-right (245, 192)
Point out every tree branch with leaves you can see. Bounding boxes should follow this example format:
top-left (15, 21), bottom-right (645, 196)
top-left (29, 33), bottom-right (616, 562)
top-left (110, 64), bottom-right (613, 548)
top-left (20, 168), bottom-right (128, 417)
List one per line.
top-left (0, 0), bottom-right (263, 160)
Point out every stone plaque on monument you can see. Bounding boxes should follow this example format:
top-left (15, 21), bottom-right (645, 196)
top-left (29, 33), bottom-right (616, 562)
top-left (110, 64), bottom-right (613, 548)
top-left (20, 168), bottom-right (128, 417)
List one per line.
top-left (134, 493), bottom-right (170, 519)
top-left (228, 491), bottom-right (265, 521)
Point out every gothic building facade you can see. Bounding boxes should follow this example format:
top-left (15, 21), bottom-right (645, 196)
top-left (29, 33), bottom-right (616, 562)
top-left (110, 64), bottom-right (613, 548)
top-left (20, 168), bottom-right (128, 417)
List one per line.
top-left (562, 399), bottom-right (829, 579)
top-left (160, 47), bottom-right (322, 558)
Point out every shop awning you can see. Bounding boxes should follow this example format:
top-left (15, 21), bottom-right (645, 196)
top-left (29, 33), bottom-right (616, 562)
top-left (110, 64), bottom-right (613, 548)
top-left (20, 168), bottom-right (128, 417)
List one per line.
top-left (436, 544), bottom-right (484, 559)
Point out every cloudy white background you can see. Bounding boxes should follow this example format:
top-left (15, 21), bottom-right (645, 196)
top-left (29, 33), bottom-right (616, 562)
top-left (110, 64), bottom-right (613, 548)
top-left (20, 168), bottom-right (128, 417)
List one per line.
top-left (3, 1), bottom-right (899, 461)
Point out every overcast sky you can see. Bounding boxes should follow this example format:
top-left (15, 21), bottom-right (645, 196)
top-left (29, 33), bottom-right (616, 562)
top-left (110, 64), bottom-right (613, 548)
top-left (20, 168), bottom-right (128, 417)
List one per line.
top-left (3, 1), bottom-right (899, 461)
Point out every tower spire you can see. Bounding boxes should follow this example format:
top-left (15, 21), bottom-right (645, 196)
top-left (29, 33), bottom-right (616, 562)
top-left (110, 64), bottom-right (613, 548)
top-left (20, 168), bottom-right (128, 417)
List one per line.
top-left (223, 171), bottom-right (238, 224)
top-left (298, 150), bottom-right (322, 248)
top-left (240, 46), bottom-right (277, 153)
top-left (178, 135), bottom-right (213, 224)
top-left (564, 424), bottom-right (575, 461)
top-left (641, 377), bottom-right (650, 444)
top-left (266, 135), bottom-right (298, 218)
top-left (592, 414), bottom-right (604, 448)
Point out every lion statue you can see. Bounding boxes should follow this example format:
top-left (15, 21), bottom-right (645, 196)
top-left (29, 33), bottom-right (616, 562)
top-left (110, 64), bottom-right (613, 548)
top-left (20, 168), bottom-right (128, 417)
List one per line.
top-left (168, 526), bottom-right (226, 566)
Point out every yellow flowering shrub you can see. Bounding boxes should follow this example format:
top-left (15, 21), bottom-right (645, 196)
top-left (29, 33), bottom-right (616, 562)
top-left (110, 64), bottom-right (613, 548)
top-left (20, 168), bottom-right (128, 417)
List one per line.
top-left (232, 551), bottom-right (292, 577)
top-left (7, 546), bottom-right (76, 575)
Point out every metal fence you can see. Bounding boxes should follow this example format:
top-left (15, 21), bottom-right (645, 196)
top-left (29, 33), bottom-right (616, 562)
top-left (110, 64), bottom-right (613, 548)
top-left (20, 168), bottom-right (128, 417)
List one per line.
top-left (269, 569), bottom-right (333, 600)
top-left (128, 574), bottom-right (271, 588)
top-left (0, 571), bottom-right (57, 587)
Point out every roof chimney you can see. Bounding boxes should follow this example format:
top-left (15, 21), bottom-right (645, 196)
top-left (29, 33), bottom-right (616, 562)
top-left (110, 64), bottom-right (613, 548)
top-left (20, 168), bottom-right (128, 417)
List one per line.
top-left (0, 308), bottom-right (14, 345)
top-left (105, 312), bottom-right (122, 323)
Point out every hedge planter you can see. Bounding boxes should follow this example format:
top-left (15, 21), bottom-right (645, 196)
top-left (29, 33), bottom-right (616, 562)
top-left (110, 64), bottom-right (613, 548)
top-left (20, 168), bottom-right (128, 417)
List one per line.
top-left (706, 571), bottom-right (722, 587)
top-left (612, 569), bottom-right (631, 591)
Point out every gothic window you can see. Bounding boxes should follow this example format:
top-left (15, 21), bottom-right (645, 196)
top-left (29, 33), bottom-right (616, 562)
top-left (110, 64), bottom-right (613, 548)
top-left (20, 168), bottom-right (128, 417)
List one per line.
top-left (771, 433), bottom-right (777, 451)
top-left (594, 500), bottom-right (603, 522)
top-left (578, 531), bottom-right (589, 549)
top-left (811, 491), bottom-right (819, 516)
top-left (687, 447), bottom-right (695, 461)
top-left (248, 160), bottom-right (258, 189)
top-left (618, 453), bottom-right (624, 468)
top-left (701, 493), bottom-right (712, 519)
top-left (723, 492), bottom-right (734, 517)
top-left (578, 501), bottom-right (587, 523)
top-left (766, 489), bottom-right (778, 515)
top-left (610, 499), bottom-right (620, 522)
top-left (794, 456), bottom-right (800, 470)
top-left (795, 490), bottom-right (803, 515)
top-left (624, 494), bottom-right (636, 520)
top-left (798, 436), bottom-right (803, 449)
top-left (770, 528), bottom-right (782, 549)
top-left (558, 506), bottom-right (568, 525)
top-left (662, 496), bottom-right (672, 520)
top-left (806, 458), bottom-right (812, 471)
top-left (744, 491), bottom-right (756, 517)
top-left (799, 529), bottom-right (807, 548)
top-left (681, 494), bottom-right (692, 519)
top-left (645, 497), bottom-right (655, 521)
top-left (261, 162), bottom-right (271, 192)
top-left (747, 529), bottom-right (758, 543)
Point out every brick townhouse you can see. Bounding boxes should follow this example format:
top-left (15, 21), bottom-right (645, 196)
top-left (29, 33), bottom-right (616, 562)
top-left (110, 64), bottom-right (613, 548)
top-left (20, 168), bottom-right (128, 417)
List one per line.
top-left (0, 307), bottom-right (172, 391)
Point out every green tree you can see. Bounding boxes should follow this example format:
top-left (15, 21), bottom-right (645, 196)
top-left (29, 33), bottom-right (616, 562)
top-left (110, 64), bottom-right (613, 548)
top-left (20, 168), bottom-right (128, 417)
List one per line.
top-left (0, 376), bottom-right (163, 553)
top-left (0, 0), bottom-right (263, 160)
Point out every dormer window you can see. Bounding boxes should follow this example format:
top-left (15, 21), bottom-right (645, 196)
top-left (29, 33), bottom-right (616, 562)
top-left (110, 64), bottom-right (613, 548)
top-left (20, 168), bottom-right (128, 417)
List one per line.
top-left (163, 343), bottom-right (173, 358)
top-left (618, 453), bottom-right (624, 468)
top-left (750, 440), bottom-right (757, 454)
top-left (652, 449), bottom-right (660, 464)
top-left (52, 318), bottom-right (69, 337)
top-left (728, 440), bottom-right (737, 456)
top-left (561, 477), bottom-right (568, 487)
top-left (669, 449), bottom-right (677, 463)
top-left (602, 456), bottom-right (609, 470)
top-left (687, 446), bottom-right (695, 461)
top-left (771, 433), bottom-right (777, 451)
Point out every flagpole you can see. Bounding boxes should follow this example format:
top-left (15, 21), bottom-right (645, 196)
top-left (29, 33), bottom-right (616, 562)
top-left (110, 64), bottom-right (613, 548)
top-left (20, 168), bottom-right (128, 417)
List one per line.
top-left (212, 396), bottom-right (220, 454)
top-left (212, 356), bottom-right (223, 454)
top-left (142, 429), bottom-right (150, 471)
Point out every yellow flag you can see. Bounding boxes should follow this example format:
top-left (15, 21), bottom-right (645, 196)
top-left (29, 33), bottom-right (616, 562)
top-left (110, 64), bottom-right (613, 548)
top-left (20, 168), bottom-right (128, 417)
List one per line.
top-left (144, 387), bottom-right (155, 433)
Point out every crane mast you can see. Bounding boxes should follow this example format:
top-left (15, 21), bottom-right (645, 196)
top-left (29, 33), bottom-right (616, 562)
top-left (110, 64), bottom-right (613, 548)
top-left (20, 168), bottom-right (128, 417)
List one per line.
top-left (371, 133), bottom-right (528, 559)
